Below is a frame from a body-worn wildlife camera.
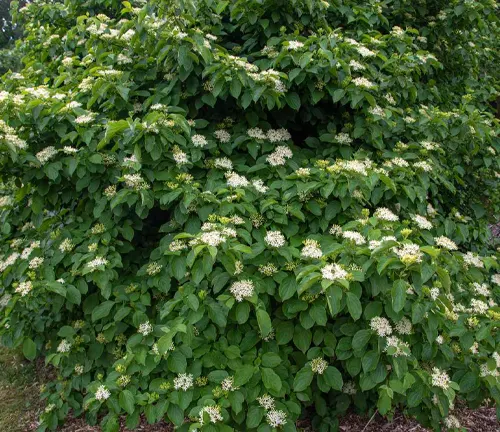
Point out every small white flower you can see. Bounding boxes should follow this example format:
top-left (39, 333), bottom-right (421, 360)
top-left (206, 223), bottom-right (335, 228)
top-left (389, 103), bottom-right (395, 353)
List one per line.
top-left (138, 321), bottom-right (153, 336)
top-left (301, 239), bottom-right (322, 259)
top-left (321, 263), bottom-right (348, 281)
top-left (257, 394), bottom-right (275, 410)
top-left (412, 215), bottom-right (432, 230)
top-left (374, 207), bottom-right (399, 222)
top-left (310, 357), bottom-right (328, 374)
top-left (191, 134), bottom-right (208, 147)
top-left (57, 339), bottom-right (72, 353)
top-left (173, 373), bottom-right (194, 391)
top-left (29, 257), bottom-right (44, 269)
top-left (264, 231), bottom-right (286, 248)
top-left (342, 230), bottom-right (366, 245)
top-left (95, 385), bottom-right (111, 401)
top-left (15, 281), bottom-right (33, 296)
top-left (287, 40), bottom-right (304, 50)
top-left (199, 406), bottom-right (223, 425)
top-left (370, 317), bottom-right (392, 337)
top-left (266, 410), bottom-right (287, 428)
top-left (434, 236), bottom-right (457, 250)
top-left (394, 317), bottom-right (412, 335)
top-left (229, 280), bottom-right (254, 302)
top-left (431, 367), bottom-right (450, 390)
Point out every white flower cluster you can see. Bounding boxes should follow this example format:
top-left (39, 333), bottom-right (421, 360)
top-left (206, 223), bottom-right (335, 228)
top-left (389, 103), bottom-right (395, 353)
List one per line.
top-left (87, 256), bottom-right (109, 271)
top-left (173, 373), bottom-right (194, 391)
top-left (394, 317), bottom-right (412, 335)
top-left (394, 243), bottom-right (423, 265)
top-left (463, 252), bottom-right (483, 268)
top-left (146, 261), bottom-right (162, 276)
top-left (342, 230), bottom-right (366, 245)
top-left (431, 367), bottom-right (450, 390)
top-left (384, 336), bottom-right (410, 357)
top-left (370, 317), bottom-right (393, 337)
top-left (334, 159), bottom-right (372, 176)
top-left (226, 171), bottom-right (249, 188)
top-left (229, 280), bottom-right (254, 302)
top-left (412, 215), bottom-right (432, 230)
top-left (57, 339), bottom-right (71, 353)
top-left (369, 105), bottom-right (385, 116)
top-left (199, 405), bottom-right (223, 425)
top-left (257, 394), bottom-right (275, 410)
top-left (221, 376), bottom-right (239, 392)
top-left (265, 230), bottom-right (286, 248)
top-left (287, 40), bottom-right (304, 50)
top-left (444, 415), bottom-right (461, 429)
top-left (214, 129), bottom-right (231, 143)
top-left (123, 174), bottom-right (149, 190)
top-left (342, 381), bottom-right (357, 395)
top-left (266, 146), bottom-right (293, 166)
top-left (368, 236), bottom-right (397, 250)
top-left (138, 321), bottom-right (153, 336)
top-left (351, 77), bottom-right (376, 89)
top-left (15, 281), bottom-right (33, 296)
top-left (59, 238), bottom-right (74, 253)
top-left (0, 253), bottom-right (20, 272)
top-left (172, 147), bottom-right (188, 165)
top-left (36, 146), bottom-right (57, 164)
top-left (191, 134), bottom-right (208, 147)
top-left (321, 263), bottom-right (348, 281)
top-left (414, 161), bottom-right (433, 172)
top-left (470, 299), bottom-right (489, 314)
top-left (310, 357), bottom-right (328, 374)
top-left (95, 385), bottom-right (111, 401)
top-left (214, 157), bottom-right (233, 170)
top-left (374, 207), bottom-right (399, 222)
top-left (301, 239), bottom-right (322, 259)
top-left (472, 282), bottom-right (490, 297)
top-left (0, 120), bottom-right (27, 149)
top-left (430, 236), bottom-right (457, 251)
top-left (356, 46), bottom-right (376, 57)
top-left (266, 128), bottom-right (291, 142)
top-left (29, 257), bottom-right (44, 269)
top-left (492, 274), bottom-right (500, 285)
top-left (335, 132), bottom-right (353, 145)
top-left (266, 410), bottom-right (287, 428)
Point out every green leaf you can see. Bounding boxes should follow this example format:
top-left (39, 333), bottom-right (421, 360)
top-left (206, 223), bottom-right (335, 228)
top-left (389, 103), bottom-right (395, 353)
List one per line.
top-left (285, 92), bottom-right (301, 110)
top-left (234, 364), bottom-right (255, 387)
top-left (324, 366), bottom-right (343, 390)
top-left (230, 79), bottom-right (242, 98)
top-left (346, 292), bottom-right (362, 320)
top-left (23, 338), bottom-right (36, 361)
top-left (119, 390), bottom-right (135, 415)
top-left (326, 286), bottom-right (343, 316)
top-left (352, 329), bottom-right (372, 350)
top-left (392, 279), bottom-right (407, 313)
top-left (91, 301), bottom-right (115, 322)
top-left (293, 366), bottom-right (314, 392)
top-left (262, 367), bottom-right (282, 392)
top-left (256, 309), bottom-right (272, 337)
top-left (279, 275), bottom-right (297, 300)
top-left (262, 353), bottom-right (282, 368)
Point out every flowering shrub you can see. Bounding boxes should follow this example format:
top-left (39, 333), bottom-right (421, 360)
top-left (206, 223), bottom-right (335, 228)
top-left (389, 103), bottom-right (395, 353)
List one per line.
top-left (0, 0), bottom-right (500, 431)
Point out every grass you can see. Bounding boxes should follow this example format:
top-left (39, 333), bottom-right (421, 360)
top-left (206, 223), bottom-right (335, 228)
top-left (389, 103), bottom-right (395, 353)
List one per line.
top-left (0, 346), bottom-right (41, 432)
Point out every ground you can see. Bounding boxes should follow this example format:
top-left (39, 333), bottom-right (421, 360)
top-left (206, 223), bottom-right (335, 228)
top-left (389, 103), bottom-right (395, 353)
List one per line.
top-left (0, 347), bottom-right (498, 431)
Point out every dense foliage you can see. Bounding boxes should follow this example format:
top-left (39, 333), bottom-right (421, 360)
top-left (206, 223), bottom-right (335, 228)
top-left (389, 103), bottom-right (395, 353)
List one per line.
top-left (1, 0), bottom-right (500, 431)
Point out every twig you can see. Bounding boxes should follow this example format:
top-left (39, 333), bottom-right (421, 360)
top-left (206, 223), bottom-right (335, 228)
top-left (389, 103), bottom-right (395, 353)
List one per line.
top-left (361, 410), bottom-right (378, 432)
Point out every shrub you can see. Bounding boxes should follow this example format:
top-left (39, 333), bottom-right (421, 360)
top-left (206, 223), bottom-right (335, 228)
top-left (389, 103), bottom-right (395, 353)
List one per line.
top-left (0, 1), bottom-right (499, 431)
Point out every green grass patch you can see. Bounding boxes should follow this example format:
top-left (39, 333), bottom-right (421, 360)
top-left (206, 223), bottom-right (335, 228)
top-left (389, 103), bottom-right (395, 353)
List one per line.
top-left (0, 346), bottom-right (41, 432)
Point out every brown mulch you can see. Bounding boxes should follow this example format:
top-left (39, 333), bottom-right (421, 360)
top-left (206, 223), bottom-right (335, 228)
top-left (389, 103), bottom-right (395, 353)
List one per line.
top-left (32, 406), bottom-right (497, 432)
top-left (337, 406), bottom-right (499, 432)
